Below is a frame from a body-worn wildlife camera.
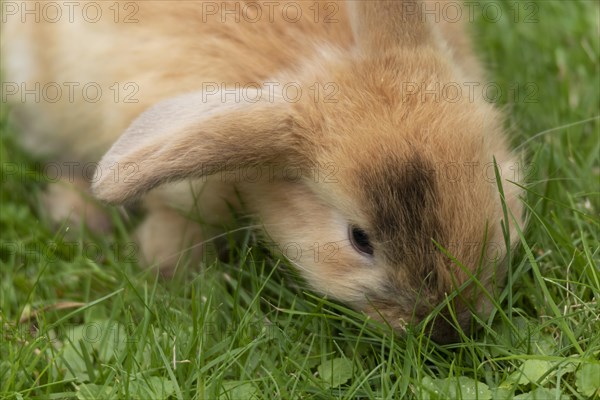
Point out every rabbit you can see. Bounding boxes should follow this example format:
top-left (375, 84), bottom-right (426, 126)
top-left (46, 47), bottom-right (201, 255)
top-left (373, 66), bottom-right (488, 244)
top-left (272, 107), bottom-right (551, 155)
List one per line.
top-left (2, 0), bottom-right (524, 343)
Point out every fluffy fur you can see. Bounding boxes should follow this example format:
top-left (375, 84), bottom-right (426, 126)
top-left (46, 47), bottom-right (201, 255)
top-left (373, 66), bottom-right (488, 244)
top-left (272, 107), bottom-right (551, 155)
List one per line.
top-left (2, 0), bottom-right (524, 343)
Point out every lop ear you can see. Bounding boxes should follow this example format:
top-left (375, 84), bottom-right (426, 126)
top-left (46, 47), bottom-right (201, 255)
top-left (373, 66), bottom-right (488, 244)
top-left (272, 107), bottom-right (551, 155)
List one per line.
top-left (346, 0), bottom-right (433, 50)
top-left (92, 89), bottom-right (306, 204)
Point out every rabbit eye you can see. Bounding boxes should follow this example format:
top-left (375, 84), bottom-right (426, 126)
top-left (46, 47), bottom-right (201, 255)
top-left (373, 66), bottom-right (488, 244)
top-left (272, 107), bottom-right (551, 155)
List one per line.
top-left (349, 225), bottom-right (374, 256)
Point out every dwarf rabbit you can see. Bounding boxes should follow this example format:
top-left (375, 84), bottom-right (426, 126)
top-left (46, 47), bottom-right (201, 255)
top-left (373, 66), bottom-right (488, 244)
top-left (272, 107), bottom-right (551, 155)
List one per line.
top-left (2, 0), bottom-right (523, 343)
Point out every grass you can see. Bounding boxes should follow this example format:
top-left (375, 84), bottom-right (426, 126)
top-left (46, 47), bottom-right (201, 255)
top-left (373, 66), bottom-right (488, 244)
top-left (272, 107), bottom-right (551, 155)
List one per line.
top-left (1, 0), bottom-right (599, 399)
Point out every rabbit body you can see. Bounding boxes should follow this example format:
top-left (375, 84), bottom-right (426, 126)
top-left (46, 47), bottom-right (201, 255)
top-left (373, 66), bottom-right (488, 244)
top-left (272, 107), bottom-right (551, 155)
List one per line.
top-left (2, 0), bottom-right (523, 342)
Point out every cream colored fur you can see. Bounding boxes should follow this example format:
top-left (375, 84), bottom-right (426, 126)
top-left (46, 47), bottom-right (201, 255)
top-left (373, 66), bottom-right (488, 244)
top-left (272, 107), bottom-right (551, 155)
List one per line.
top-left (2, 0), bottom-right (524, 343)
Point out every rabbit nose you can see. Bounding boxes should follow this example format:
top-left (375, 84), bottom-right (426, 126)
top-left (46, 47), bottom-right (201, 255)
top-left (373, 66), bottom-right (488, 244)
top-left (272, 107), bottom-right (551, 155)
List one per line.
top-left (425, 310), bottom-right (473, 344)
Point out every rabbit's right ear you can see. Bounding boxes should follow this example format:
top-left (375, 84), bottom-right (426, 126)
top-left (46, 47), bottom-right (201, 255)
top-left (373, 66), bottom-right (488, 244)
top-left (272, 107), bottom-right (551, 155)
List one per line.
top-left (92, 89), bottom-right (307, 204)
top-left (346, 0), bottom-right (433, 51)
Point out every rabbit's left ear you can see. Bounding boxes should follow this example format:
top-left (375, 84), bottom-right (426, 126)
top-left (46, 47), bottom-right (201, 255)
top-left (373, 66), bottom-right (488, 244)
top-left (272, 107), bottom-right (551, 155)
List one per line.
top-left (92, 89), bottom-right (306, 204)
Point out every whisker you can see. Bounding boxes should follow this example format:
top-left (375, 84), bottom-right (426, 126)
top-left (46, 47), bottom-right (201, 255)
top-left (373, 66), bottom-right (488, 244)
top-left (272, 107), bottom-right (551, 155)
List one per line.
top-left (512, 115), bottom-right (599, 153)
top-left (157, 223), bottom-right (263, 264)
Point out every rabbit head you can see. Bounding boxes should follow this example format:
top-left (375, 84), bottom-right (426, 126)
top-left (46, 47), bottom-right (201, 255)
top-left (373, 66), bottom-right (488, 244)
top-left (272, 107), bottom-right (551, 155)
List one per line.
top-left (93, 1), bottom-right (523, 343)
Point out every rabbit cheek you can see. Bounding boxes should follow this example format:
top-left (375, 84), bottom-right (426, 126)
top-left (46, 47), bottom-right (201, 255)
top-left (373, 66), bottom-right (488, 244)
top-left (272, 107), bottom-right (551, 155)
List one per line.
top-left (243, 181), bottom-right (383, 301)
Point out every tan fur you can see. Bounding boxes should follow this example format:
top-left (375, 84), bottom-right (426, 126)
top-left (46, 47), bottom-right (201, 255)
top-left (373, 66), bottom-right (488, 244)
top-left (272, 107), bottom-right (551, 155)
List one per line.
top-left (2, 0), bottom-right (524, 343)
top-left (41, 177), bottom-right (112, 234)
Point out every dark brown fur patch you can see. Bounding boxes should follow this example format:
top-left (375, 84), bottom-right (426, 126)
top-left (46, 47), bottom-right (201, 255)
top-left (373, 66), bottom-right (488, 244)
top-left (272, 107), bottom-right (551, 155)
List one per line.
top-left (361, 154), bottom-right (447, 294)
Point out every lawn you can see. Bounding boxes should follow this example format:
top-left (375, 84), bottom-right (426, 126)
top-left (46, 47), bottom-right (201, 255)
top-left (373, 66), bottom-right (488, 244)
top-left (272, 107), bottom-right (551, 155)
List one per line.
top-left (1, 1), bottom-right (599, 399)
